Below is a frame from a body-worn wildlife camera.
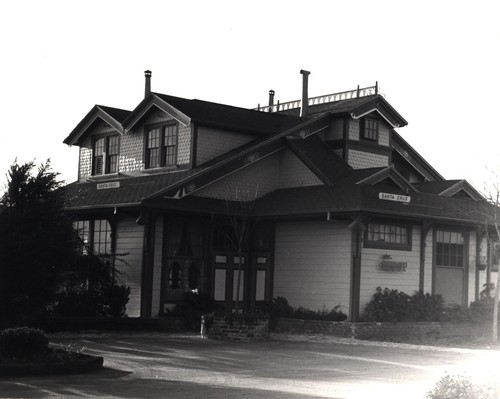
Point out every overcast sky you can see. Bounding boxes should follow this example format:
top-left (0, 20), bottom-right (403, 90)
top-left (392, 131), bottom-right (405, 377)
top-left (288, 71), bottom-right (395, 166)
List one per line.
top-left (1, 0), bottom-right (499, 194)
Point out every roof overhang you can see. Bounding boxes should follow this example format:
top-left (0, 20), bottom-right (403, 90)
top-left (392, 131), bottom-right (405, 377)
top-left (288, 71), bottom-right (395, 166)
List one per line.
top-left (350, 96), bottom-right (408, 128)
top-left (64, 105), bottom-right (126, 146)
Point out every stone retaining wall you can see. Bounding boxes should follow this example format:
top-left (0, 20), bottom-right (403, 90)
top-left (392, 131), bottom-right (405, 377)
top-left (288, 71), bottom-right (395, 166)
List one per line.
top-left (207, 316), bottom-right (270, 341)
top-left (274, 318), bottom-right (494, 342)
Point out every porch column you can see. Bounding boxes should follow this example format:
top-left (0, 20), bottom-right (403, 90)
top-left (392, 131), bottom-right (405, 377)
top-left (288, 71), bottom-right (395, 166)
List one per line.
top-left (140, 210), bottom-right (156, 318)
top-left (349, 217), bottom-right (366, 322)
top-left (419, 222), bottom-right (432, 292)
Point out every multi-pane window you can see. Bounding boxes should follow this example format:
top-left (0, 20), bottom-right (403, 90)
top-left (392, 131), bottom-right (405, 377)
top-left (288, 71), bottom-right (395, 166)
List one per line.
top-left (435, 230), bottom-right (464, 268)
top-left (74, 219), bottom-right (112, 255)
top-left (164, 125), bottom-right (178, 166)
top-left (365, 222), bottom-right (411, 250)
top-left (107, 135), bottom-right (119, 173)
top-left (145, 123), bottom-right (178, 169)
top-left (362, 118), bottom-right (378, 141)
top-left (146, 128), bottom-right (161, 168)
top-left (92, 135), bottom-right (119, 175)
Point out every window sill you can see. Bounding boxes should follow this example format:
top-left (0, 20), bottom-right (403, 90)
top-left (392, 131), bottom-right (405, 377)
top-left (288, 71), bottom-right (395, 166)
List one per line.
top-left (87, 173), bottom-right (120, 181)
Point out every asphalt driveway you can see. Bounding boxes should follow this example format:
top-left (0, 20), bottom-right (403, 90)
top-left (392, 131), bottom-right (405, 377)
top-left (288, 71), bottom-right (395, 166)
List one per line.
top-left (1, 333), bottom-right (499, 399)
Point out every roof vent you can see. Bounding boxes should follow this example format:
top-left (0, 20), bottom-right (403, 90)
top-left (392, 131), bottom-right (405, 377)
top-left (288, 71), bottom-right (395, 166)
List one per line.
top-left (144, 70), bottom-right (152, 97)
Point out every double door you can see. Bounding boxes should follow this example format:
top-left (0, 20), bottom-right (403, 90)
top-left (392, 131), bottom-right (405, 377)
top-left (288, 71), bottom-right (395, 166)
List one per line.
top-left (212, 251), bottom-right (271, 310)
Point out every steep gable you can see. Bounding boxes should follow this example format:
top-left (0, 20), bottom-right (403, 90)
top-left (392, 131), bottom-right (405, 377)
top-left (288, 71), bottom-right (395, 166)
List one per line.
top-left (64, 105), bottom-right (131, 146)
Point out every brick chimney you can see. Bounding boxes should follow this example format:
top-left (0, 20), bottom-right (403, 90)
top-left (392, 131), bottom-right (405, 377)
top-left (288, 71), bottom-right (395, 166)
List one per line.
top-left (300, 70), bottom-right (310, 117)
top-left (144, 70), bottom-right (152, 97)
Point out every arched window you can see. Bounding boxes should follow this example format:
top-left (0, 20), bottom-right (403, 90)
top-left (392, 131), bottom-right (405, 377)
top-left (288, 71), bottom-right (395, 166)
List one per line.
top-left (188, 262), bottom-right (199, 290)
top-left (168, 262), bottom-right (182, 289)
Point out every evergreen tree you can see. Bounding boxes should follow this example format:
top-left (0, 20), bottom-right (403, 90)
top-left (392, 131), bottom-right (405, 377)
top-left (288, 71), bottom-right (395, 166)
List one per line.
top-left (0, 160), bottom-right (80, 323)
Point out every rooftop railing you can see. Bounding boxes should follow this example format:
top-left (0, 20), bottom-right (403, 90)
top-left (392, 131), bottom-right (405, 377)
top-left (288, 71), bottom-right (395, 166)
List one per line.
top-left (256, 83), bottom-right (378, 113)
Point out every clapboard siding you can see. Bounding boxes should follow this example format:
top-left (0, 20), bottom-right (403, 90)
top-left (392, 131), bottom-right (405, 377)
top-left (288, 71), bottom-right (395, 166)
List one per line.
top-left (359, 225), bottom-right (421, 312)
top-left (115, 216), bottom-right (144, 317)
top-left (274, 221), bottom-right (351, 314)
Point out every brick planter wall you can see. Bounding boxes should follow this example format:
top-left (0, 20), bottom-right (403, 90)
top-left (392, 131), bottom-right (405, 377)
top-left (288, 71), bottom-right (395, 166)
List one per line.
top-left (274, 318), bottom-right (495, 342)
top-left (207, 316), bottom-right (270, 341)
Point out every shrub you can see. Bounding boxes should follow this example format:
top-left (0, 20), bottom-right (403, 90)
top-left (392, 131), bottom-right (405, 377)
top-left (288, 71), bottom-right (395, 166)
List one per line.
top-left (364, 287), bottom-right (414, 322)
top-left (426, 374), bottom-right (499, 399)
top-left (0, 327), bottom-right (49, 359)
top-left (52, 255), bottom-right (130, 317)
top-left (258, 297), bottom-right (347, 323)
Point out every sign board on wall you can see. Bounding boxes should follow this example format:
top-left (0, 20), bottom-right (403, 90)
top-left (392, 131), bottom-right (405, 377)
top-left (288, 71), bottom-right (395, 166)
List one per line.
top-left (378, 192), bottom-right (411, 203)
top-left (97, 181), bottom-right (120, 190)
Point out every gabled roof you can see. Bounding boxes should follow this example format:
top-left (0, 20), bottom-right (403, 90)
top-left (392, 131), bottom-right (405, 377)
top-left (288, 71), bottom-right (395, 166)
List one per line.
top-left (123, 93), bottom-right (301, 136)
top-left (356, 165), bottom-right (418, 192)
top-left (142, 114), bottom-right (330, 200)
top-left (64, 105), bottom-right (131, 146)
top-left (300, 94), bottom-right (407, 128)
top-left (285, 135), bottom-right (356, 187)
top-left (415, 180), bottom-right (485, 201)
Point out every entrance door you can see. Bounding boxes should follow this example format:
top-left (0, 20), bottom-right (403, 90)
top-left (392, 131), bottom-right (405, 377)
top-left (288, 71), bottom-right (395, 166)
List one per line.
top-left (212, 252), bottom-right (247, 310)
top-left (434, 230), bottom-right (467, 306)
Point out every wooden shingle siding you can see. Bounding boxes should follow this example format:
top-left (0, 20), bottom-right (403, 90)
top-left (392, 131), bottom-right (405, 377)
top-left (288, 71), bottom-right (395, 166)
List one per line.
top-left (114, 216), bottom-right (144, 317)
top-left (196, 126), bottom-right (254, 166)
top-left (177, 124), bottom-right (191, 165)
top-left (378, 122), bottom-right (390, 146)
top-left (79, 147), bottom-right (92, 181)
top-left (274, 221), bottom-right (352, 314)
top-left (348, 119), bottom-right (360, 141)
top-left (194, 154), bottom-right (279, 200)
top-left (194, 149), bottom-right (322, 201)
top-left (151, 215), bottom-right (164, 316)
top-left (348, 150), bottom-right (389, 169)
top-left (279, 149), bottom-right (322, 188)
top-left (324, 119), bottom-right (344, 140)
top-left (119, 130), bottom-right (144, 173)
top-left (359, 225), bottom-right (421, 312)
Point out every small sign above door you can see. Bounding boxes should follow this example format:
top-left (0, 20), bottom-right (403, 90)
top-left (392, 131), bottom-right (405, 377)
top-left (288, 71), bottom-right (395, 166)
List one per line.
top-left (378, 192), bottom-right (411, 203)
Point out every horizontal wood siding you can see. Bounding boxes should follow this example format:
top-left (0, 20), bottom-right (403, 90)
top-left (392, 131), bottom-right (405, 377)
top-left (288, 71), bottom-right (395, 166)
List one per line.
top-left (115, 216), bottom-right (144, 317)
top-left (360, 225), bottom-right (421, 313)
top-left (274, 221), bottom-right (352, 314)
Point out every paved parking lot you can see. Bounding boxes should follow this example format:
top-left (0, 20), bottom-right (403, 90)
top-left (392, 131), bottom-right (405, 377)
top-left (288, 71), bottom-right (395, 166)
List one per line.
top-left (1, 333), bottom-right (499, 399)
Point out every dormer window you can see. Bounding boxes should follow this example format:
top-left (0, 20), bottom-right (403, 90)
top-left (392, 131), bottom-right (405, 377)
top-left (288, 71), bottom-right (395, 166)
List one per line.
top-left (92, 135), bottom-right (119, 175)
top-left (145, 123), bottom-right (178, 169)
top-left (361, 118), bottom-right (378, 141)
